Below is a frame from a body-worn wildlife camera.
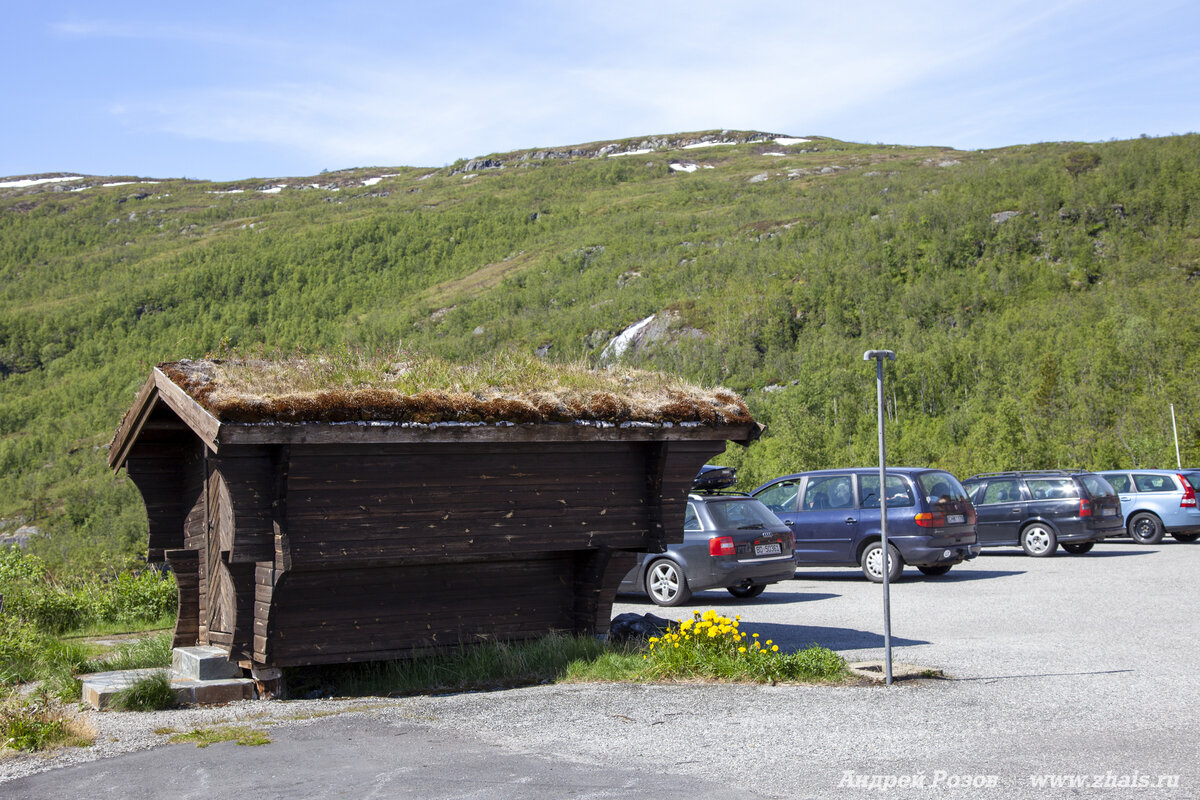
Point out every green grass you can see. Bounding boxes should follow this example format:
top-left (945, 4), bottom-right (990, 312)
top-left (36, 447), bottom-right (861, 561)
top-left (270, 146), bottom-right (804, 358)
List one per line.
top-left (168, 725), bottom-right (271, 748)
top-left (108, 670), bottom-right (176, 711)
top-left (288, 616), bottom-right (849, 698)
top-left (289, 632), bottom-right (612, 697)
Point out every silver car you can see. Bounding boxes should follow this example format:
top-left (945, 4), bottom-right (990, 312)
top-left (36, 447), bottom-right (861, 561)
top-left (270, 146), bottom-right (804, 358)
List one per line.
top-left (619, 491), bottom-right (796, 607)
top-left (1096, 470), bottom-right (1200, 544)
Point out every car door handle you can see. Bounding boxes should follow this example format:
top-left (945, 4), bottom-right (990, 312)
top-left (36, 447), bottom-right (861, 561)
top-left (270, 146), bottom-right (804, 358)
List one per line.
top-left (783, 519), bottom-right (794, 526)
top-left (1011, 508), bottom-right (1022, 514)
top-left (1120, 496), bottom-right (1132, 502)
top-left (845, 517), bottom-right (857, 524)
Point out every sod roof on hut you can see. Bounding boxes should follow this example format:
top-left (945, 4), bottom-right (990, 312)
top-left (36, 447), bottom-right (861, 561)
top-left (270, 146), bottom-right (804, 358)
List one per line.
top-left (110, 353), bottom-right (758, 467)
top-left (158, 354), bottom-right (753, 425)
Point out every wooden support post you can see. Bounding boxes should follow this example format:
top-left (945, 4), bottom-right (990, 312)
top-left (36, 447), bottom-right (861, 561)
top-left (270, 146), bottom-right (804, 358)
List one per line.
top-left (165, 549), bottom-right (200, 648)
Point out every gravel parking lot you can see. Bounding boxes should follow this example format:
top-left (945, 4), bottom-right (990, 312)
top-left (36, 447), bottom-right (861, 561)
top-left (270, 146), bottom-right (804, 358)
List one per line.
top-left (5, 539), bottom-right (1198, 799)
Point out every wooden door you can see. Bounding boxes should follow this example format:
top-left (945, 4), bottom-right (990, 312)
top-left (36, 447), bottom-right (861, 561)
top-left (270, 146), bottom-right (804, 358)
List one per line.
top-left (203, 463), bottom-right (236, 646)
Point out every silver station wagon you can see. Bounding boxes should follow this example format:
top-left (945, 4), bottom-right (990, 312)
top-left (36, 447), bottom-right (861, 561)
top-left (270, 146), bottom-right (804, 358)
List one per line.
top-left (1096, 469), bottom-right (1200, 544)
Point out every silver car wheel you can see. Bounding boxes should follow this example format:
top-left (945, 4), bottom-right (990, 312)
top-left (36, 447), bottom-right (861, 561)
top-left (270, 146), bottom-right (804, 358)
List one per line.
top-left (646, 559), bottom-right (691, 607)
top-left (1021, 523), bottom-right (1056, 557)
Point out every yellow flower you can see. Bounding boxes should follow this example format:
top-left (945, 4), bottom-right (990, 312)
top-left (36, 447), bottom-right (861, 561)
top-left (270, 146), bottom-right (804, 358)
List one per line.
top-left (771, 645), bottom-right (779, 652)
top-left (752, 633), bottom-right (759, 638)
top-left (648, 636), bottom-right (659, 643)
top-left (738, 647), bottom-right (747, 653)
top-left (702, 610), bottom-right (717, 621)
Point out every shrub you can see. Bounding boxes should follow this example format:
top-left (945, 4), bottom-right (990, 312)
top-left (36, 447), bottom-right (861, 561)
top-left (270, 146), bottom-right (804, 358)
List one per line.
top-left (0, 551), bottom-right (176, 635)
top-left (0, 613), bottom-right (89, 691)
top-left (88, 570), bottom-right (177, 625)
top-left (1, 690), bottom-right (87, 752)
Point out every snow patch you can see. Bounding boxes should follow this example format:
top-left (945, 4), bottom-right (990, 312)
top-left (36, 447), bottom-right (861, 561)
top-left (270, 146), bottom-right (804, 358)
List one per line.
top-left (600, 315), bottom-right (655, 362)
top-left (762, 152), bottom-right (787, 157)
top-left (208, 189), bottom-right (245, 194)
top-left (607, 148), bottom-right (654, 157)
top-left (773, 137), bottom-right (811, 145)
top-left (682, 141), bottom-right (738, 149)
top-left (0, 175), bottom-right (83, 188)
top-left (361, 174), bottom-right (397, 186)
top-left (669, 162), bottom-right (699, 173)
top-left (259, 185), bottom-right (285, 194)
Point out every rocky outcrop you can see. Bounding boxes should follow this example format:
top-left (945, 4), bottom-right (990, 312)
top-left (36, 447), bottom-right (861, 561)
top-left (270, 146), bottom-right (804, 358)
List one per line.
top-left (461, 131), bottom-right (798, 175)
top-left (597, 310), bottom-right (706, 363)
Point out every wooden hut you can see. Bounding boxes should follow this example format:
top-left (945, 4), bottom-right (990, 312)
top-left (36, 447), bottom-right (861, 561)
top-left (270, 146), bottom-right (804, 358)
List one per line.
top-left (108, 355), bottom-right (759, 676)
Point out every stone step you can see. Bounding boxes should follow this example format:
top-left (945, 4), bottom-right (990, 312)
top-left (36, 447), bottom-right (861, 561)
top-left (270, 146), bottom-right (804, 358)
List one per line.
top-left (78, 668), bottom-right (256, 710)
top-left (171, 646), bottom-right (244, 681)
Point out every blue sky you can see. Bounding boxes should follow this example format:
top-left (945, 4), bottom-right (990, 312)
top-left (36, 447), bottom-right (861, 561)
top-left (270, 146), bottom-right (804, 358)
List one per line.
top-left (4, 1), bottom-right (1198, 182)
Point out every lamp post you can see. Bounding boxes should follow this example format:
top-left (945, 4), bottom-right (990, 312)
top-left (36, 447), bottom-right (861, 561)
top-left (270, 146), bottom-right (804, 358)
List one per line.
top-left (1171, 404), bottom-right (1181, 470)
top-left (864, 349), bottom-right (896, 685)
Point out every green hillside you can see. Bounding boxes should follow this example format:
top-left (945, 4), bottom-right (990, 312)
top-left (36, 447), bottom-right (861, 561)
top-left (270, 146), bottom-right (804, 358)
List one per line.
top-left (3, 131), bottom-right (1199, 573)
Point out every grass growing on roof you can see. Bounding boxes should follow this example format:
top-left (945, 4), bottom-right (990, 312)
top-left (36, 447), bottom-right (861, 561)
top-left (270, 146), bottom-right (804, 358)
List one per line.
top-left (157, 349), bottom-right (753, 426)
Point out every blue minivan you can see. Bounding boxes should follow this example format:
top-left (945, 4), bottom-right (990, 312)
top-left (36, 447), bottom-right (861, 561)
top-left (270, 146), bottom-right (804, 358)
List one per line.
top-left (751, 468), bottom-right (979, 582)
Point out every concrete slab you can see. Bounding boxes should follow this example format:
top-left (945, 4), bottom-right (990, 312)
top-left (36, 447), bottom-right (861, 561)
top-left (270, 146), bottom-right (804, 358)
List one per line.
top-left (846, 660), bottom-right (944, 682)
top-left (78, 668), bottom-right (256, 710)
top-left (171, 646), bottom-right (243, 680)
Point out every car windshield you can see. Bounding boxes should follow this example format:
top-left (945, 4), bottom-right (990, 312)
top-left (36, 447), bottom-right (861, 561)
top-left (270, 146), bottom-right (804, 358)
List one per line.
top-left (915, 471), bottom-right (969, 504)
top-left (1079, 474), bottom-right (1116, 498)
top-left (705, 498), bottom-right (782, 530)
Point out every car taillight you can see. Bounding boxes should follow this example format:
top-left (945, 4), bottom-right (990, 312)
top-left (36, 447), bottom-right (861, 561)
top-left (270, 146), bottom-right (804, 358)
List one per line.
top-left (1179, 475), bottom-right (1197, 508)
top-left (915, 511), bottom-right (946, 528)
top-left (1079, 497), bottom-right (1092, 517)
top-left (709, 536), bottom-right (736, 556)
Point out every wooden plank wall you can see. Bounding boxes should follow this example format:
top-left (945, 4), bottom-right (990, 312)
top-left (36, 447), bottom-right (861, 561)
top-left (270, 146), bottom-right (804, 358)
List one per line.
top-left (263, 554), bottom-right (576, 665)
top-left (254, 438), bottom-right (721, 666)
top-left (130, 432), bottom-right (722, 668)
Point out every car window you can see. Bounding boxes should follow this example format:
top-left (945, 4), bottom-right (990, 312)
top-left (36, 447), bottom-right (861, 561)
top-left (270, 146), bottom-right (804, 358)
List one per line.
top-left (755, 481), bottom-right (799, 514)
top-left (683, 503), bottom-right (701, 531)
top-left (1026, 478), bottom-right (1078, 500)
top-left (1133, 473), bottom-right (1175, 492)
top-left (801, 475), bottom-right (854, 511)
top-left (978, 479), bottom-right (1021, 504)
top-left (704, 498), bottom-right (781, 529)
top-left (1183, 472), bottom-right (1200, 492)
top-left (1105, 473), bottom-right (1131, 492)
top-left (915, 471), bottom-right (969, 504)
top-left (1079, 474), bottom-right (1116, 498)
top-left (859, 474), bottom-right (915, 508)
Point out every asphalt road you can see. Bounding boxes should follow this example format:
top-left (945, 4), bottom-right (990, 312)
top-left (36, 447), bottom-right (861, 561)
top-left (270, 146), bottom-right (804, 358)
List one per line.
top-left (7, 539), bottom-right (1198, 799)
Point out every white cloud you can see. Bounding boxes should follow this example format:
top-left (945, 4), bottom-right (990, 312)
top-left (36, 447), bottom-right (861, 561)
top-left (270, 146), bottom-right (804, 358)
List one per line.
top-left (60, 0), bottom-right (1200, 174)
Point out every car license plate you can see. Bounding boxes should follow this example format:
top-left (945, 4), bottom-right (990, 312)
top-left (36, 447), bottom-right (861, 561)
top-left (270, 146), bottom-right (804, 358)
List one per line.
top-left (946, 514), bottom-right (966, 524)
top-left (1102, 507), bottom-right (1117, 517)
top-left (755, 543), bottom-right (782, 556)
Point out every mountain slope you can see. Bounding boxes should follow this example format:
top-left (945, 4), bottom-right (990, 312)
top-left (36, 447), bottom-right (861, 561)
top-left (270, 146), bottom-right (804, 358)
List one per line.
top-left (2, 131), bottom-right (1199, 571)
